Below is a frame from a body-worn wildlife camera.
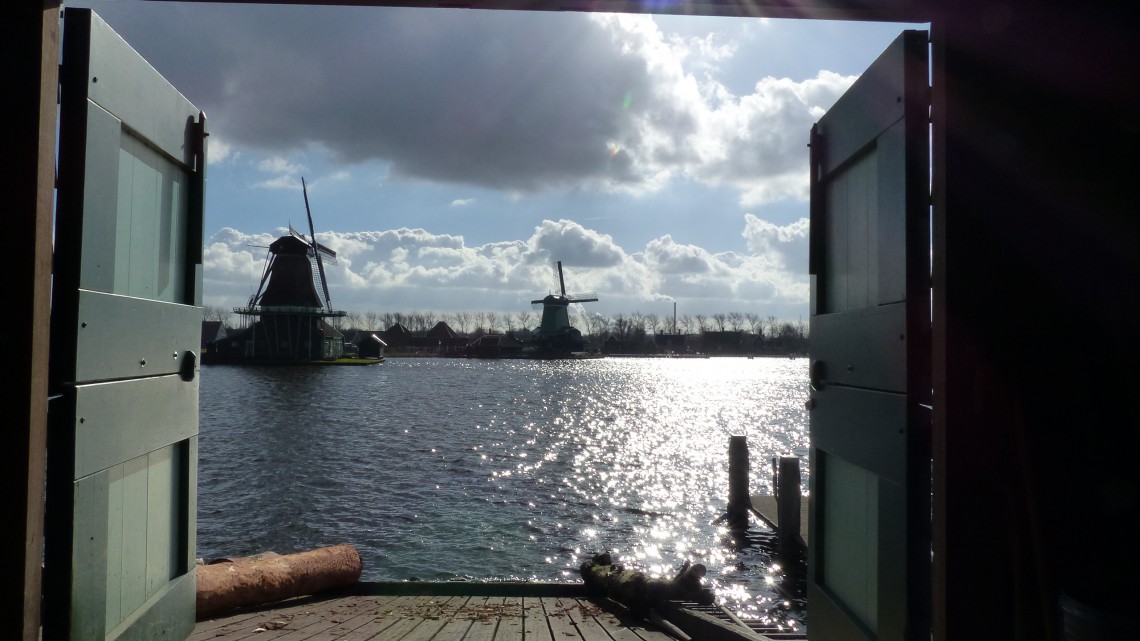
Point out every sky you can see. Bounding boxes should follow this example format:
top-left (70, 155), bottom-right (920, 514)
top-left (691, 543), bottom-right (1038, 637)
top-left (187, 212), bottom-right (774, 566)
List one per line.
top-left (67, 1), bottom-right (922, 324)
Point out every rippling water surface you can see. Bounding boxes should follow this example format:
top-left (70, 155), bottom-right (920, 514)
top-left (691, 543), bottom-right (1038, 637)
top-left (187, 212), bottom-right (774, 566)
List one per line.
top-left (197, 356), bottom-right (809, 628)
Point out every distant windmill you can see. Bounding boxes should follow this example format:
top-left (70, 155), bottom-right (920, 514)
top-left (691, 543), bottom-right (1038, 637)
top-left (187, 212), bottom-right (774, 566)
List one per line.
top-left (225, 177), bottom-right (348, 362)
top-left (529, 261), bottom-right (598, 356)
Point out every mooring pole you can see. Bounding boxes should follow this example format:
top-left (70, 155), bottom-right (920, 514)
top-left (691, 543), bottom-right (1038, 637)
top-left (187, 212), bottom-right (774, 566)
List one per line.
top-left (727, 435), bottom-right (750, 529)
top-left (776, 455), bottom-right (802, 554)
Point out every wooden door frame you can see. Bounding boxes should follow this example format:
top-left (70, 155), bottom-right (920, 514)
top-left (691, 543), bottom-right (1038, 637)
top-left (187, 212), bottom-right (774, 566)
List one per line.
top-left (9, 3), bottom-right (1138, 641)
top-left (3, 3), bottom-right (59, 640)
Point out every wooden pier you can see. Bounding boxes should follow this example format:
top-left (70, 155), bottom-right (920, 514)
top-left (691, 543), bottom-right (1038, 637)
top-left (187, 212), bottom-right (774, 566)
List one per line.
top-left (724, 436), bottom-right (808, 551)
top-left (188, 580), bottom-right (804, 641)
top-left (748, 495), bottom-right (810, 547)
top-left (190, 584), bottom-right (683, 641)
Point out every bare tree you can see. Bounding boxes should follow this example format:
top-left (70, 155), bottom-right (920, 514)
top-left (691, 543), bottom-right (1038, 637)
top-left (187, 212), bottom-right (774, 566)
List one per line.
top-left (712, 313), bottom-right (727, 332)
top-left (679, 314), bottom-right (692, 334)
top-left (201, 305), bottom-right (233, 326)
top-left (765, 315), bottom-right (779, 339)
top-left (694, 314), bottom-right (707, 333)
top-left (344, 310), bottom-right (363, 330)
top-left (582, 312), bottom-right (607, 340)
top-left (611, 314), bottom-right (630, 343)
top-left (485, 312), bottom-right (499, 334)
top-left (515, 311), bottom-right (533, 332)
top-left (454, 312), bottom-right (472, 335)
top-left (645, 313), bottom-right (660, 335)
top-left (363, 310), bottom-right (381, 331)
top-left (727, 311), bottom-right (744, 332)
top-left (745, 313), bottom-right (762, 335)
top-left (629, 312), bottom-right (645, 338)
top-left (408, 310), bottom-right (428, 328)
top-left (779, 321), bottom-right (800, 339)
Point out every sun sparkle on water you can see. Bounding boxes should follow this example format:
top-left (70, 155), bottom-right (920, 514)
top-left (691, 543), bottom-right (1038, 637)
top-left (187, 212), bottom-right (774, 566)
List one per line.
top-left (198, 356), bottom-right (809, 627)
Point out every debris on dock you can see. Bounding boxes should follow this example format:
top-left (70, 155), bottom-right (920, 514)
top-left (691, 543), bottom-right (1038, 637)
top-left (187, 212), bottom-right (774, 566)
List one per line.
top-left (579, 553), bottom-right (714, 614)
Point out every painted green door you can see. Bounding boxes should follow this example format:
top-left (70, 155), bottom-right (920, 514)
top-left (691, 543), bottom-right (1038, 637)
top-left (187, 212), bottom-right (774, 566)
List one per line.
top-left (806, 30), bottom-right (931, 641)
top-left (45, 9), bottom-right (205, 641)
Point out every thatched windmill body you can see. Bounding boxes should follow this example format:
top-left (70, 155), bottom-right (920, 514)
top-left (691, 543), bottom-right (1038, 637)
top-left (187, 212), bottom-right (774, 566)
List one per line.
top-left (228, 178), bottom-right (347, 362)
top-left (530, 261), bottom-right (598, 356)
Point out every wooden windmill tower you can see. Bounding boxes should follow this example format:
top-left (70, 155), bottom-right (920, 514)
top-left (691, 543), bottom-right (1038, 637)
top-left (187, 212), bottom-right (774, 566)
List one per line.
top-left (529, 261), bottom-right (598, 356)
top-left (226, 178), bottom-right (347, 362)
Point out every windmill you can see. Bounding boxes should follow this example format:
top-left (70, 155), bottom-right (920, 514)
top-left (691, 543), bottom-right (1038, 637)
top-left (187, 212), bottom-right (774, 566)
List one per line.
top-left (529, 260), bottom-right (598, 356)
top-left (223, 177), bottom-right (348, 362)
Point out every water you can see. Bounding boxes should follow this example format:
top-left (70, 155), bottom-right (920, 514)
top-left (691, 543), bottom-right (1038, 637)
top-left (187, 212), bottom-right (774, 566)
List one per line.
top-left (197, 356), bottom-right (810, 629)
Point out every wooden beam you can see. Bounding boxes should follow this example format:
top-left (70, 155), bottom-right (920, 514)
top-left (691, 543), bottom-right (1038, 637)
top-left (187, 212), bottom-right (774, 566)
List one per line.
top-left (156, 0), bottom-right (936, 22)
top-left (1, 3), bottom-right (59, 640)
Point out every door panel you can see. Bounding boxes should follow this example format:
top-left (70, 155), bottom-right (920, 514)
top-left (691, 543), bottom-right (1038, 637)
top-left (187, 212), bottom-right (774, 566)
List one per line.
top-left (46, 9), bottom-right (205, 641)
top-left (80, 104), bottom-right (193, 302)
top-left (807, 30), bottom-right (930, 641)
top-left (809, 304), bottom-right (907, 393)
top-left (74, 376), bottom-right (198, 479)
top-left (76, 291), bottom-right (202, 382)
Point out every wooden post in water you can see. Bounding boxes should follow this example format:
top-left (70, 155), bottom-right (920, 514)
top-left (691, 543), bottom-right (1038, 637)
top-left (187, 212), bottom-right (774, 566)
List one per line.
top-left (776, 456), bottom-right (802, 554)
top-left (727, 435), bottom-right (750, 529)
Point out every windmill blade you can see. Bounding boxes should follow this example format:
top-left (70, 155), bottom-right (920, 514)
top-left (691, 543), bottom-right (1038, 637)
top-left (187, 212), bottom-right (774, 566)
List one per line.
top-left (556, 260), bottom-right (567, 297)
top-left (288, 224), bottom-right (310, 244)
top-left (566, 292), bottom-right (598, 302)
top-left (313, 242), bottom-right (338, 266)
top-left (301, 177), bottom-right (333, 310)
top-left (250, 251), bottom-right (277, 306)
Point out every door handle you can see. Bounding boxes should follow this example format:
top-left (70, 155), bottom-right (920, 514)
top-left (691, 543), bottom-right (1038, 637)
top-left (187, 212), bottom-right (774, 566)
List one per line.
top-left (179, 350), bottom-right (198, 382)
top-left (810, 359), bottom-right (826, 391)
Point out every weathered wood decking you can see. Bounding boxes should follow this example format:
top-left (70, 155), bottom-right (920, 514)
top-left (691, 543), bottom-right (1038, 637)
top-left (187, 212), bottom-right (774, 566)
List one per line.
top-left (190, 589), bottom-right (681, 641)
top-left (749, 495), bottom-right (810, 547)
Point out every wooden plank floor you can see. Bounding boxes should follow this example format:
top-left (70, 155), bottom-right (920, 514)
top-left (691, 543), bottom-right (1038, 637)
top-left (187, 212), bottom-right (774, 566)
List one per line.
top-left (189, 594), bottom-right (679, 641)
top-left (750, 495), bottom-right (810, 546)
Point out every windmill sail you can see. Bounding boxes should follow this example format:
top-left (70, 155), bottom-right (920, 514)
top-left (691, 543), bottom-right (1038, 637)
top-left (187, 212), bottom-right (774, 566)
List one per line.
top-left (531, 261), bottom-right (598, 304)
top-left (302, 177), bottom-right (333, 311)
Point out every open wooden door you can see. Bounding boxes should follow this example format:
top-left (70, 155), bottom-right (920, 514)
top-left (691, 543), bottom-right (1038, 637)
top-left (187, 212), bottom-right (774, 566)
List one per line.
top-left (45, 9), bottom-right (205, 641)
top-left (806, 30), bottom-right (931, 641)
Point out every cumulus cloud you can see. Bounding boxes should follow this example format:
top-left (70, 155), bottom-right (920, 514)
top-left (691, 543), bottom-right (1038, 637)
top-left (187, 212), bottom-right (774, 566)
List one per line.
top-left (644, 235), bottom-right (719, 275)
top-left (208, 138), bottom-right (237, 164)
top-left (257, 156), bottom-right (305, 175)
top-left (742, 214), bottom-right (810, 273)
top-left (202, 219), bottom-right (809, 320)
top-left (529, 220), bottom-right (626, 268)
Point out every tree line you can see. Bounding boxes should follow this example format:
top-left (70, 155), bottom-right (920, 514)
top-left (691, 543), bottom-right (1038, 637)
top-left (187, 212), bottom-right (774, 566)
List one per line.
top-left (202, 305), bottom-right (808, 352)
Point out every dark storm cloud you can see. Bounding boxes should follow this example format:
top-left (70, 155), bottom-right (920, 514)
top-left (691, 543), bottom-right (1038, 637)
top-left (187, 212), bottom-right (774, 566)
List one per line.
top-left (80, 3), bottom-right (662, 192)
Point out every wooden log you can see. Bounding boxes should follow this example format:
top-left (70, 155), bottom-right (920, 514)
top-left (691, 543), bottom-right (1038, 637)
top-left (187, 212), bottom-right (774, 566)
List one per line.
top-left (196, 544), bottom-right (362, 619)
